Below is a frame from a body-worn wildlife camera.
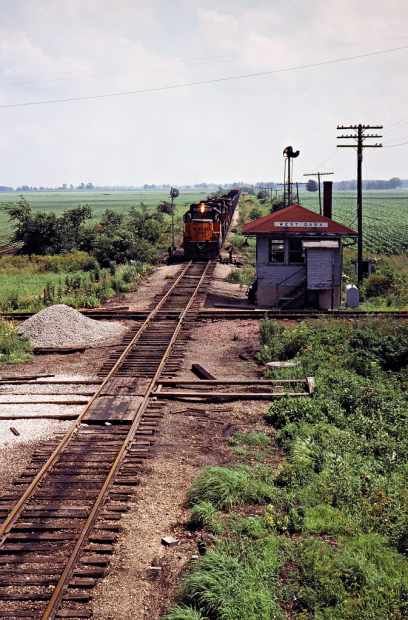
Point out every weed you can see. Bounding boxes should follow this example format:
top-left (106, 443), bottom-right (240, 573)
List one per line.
top-left (0, 320), bottom-right (31, 364)
top-left (164, 606), bottom-right (207, 620)
top-left (188, 466), bottom-right (275, 511)
top-left (189, 502), bottom-right (223, 534)
top-left (229, 431), bottom-right (270, 448)
top-left (180, 538), bottom-right (284, 620)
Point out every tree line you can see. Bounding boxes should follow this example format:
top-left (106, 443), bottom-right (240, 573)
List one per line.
top-left (3, 198), bottom-right (166, 266)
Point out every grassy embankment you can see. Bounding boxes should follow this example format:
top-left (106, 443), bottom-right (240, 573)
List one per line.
top-left (165, 319), bottom-right (408, 619)
top-left (0, 252), bottom-right (150, 313)
top-left (0, 252), bottom-right (148, 364)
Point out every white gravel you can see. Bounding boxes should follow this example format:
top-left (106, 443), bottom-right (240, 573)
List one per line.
top-left (18, 304), bottom-right (127, 348)
top-left (0, 418), bottom-right (73, 446)
top-left (0, 403), bottom-right (84, 418)
top-left (0, 419), bottom-right (73, 495)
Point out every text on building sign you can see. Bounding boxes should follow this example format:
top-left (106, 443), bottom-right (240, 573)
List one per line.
top-left (273, 222), bottom-right (329, 228)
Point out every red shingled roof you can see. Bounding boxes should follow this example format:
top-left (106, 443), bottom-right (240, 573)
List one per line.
top-left (242, 204), bottom-right (357, 236)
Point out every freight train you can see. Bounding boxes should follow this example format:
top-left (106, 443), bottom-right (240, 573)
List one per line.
top-left (183, 189), bottom-right (240, 259)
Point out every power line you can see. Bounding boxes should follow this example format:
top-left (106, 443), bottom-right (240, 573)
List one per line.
top-left (303, 171), bottom-right (334, 214)
top-left (1, 44), bottom-right (408, 110)
top-left (383, 138), bottom-right (408, 147)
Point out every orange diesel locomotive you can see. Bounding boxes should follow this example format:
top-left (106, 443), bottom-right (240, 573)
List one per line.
top-left (183, 189), bottom-right (240, 259)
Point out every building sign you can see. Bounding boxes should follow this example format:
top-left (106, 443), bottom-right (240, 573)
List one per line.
top-left (273, 221), bottom-right (328, 228)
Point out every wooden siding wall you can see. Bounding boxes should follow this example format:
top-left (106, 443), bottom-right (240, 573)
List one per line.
top-left (306, 248), bottom-right (341, 290)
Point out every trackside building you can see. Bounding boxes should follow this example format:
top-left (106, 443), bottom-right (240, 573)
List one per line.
top-left (242, 204), bottom-right (357, 310)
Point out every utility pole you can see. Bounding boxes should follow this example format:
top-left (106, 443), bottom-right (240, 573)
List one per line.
top-left (303, 171), bottom-right (334, 215)
top-left (337, 124), bottom-right (382, 284)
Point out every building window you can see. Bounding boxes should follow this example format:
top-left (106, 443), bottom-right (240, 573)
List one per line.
top-left (269, 239), bottom-right (285, 263)
top-left (288, 238), bottom-right (304, 263)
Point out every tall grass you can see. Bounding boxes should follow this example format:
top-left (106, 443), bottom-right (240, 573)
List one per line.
top-left (0, 253), bottom-right (151, 312)
top-left (0, 320), bottom-right (31, 363)
top-left (165, 318), bottom-right (408, 619)
top-left (170, 538), bottom-right (283, 620)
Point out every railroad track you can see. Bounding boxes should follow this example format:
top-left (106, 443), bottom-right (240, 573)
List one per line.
top-left (0, 242), bottom-right (22, 256)
top-left (4, 308), bottom-right (408, 322)
top-left (0, 260), bottom-right (214, 619)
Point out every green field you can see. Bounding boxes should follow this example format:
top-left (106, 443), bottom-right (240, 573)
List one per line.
top-left (0, 190), bottom-right (207, 243)
top-left (300, 190), bottom-right (408, 255)
top-left (1, 189), bottom-right (407, 255)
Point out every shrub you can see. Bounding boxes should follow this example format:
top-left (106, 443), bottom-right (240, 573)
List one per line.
top-left (249, 207), bottom-right (263, 220)
top-left (266, 397), bottom-right (325, 429)
top-left (291, 535), bottom-right (408, 618)
top-left (364, 271), bottom-right (394, 298)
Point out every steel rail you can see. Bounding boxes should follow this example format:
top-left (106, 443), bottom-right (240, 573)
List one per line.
top-left (3, 309), bottom-right (408, 321)
top-left (0, 261), bottom-right (193, 539)
top-left (42, 260), bottom-right (212, 619)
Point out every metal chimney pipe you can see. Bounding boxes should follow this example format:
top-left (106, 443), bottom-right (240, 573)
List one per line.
top-left (323, 181), bottom-right (333, 219)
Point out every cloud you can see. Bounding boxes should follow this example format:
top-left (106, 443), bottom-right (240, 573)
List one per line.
top-left (0, 0), bottom-right (407, 185)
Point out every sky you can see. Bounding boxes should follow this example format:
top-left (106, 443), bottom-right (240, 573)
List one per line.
top-left (0, 0), bottom-right (407, 187)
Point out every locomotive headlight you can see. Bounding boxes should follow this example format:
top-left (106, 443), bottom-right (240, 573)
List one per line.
top-left (199, 203), bottom-right (206, 214)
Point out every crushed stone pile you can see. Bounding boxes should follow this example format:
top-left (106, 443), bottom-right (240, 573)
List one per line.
top-left (18, 304), bottom-right (127, 348)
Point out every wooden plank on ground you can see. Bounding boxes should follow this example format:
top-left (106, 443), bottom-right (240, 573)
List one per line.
top-left (155, 390), bottom-right (308, 400)
top-left (157, 379), bottom-right (307, 385)
top-left (191, 364), bottom-right (216, 380)
top-left (0, 373), bottom-right (55, 382)
top-left (0, 413), bottom-right (79, 421)
top-left (0, 399), bottom-right (88, 405)
top-left (33, 346), bottom-right (86, 355)
top-left (83, 396), bottom-right (143, 422)
top-left (100, 377), bottom-right (150, 396)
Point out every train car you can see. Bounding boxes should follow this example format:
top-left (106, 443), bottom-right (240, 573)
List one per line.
top-left (183, 189), bottom-right (240, 259)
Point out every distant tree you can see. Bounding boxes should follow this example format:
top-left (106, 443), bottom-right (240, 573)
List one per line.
top-left (99, 209), bottom-right (124, 231)
top-left (388, 177), bottom-right (402, 189)
top-left (306, 179), bottom-right (318, 192)
top-left (58, 205), bottom-right (92, 250)
top-left (5, 199), bottom-right (92, 255)
top-left (127, 207), bottom-right (164, 244)
top-left (257, 190), bottom-right (267, 200)
top-left (4, 196), bottom-right (32, 238)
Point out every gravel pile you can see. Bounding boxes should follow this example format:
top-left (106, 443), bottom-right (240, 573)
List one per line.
top-left (18, 304), bottom-right (127, 348)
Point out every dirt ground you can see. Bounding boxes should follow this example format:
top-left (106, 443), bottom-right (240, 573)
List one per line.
top-left (206, 262), bottom-right (251, 308)
top-left (92, 317), bottom-right (271, 620)
top-left (120, 264), bottom-right (183, 311)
